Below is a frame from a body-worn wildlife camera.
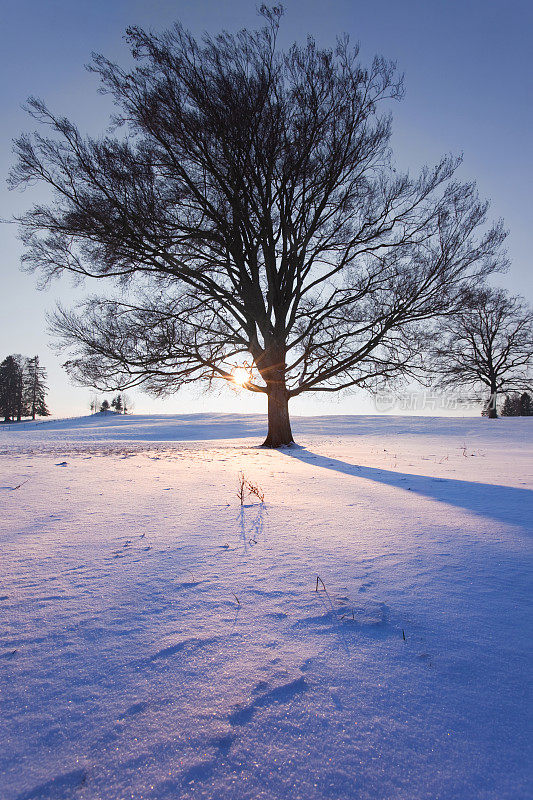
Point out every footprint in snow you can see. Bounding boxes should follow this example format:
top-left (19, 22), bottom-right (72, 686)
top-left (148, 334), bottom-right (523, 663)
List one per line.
top-left (55, 461), bottom-right (68, 467)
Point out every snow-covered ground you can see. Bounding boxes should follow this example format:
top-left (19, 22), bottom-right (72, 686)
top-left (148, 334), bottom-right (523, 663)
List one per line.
top-left (1, 414), bottom-right (531, 800)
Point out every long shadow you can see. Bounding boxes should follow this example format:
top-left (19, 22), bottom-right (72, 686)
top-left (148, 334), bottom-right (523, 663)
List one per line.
top-left (284, 448), bottom-right (533, 530)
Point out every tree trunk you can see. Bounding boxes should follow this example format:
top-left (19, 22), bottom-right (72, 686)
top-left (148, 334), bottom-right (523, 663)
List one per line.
top-left (263, 384), bottom-right (294, 447)
top-left (487, 388), bottom-right (498, 418)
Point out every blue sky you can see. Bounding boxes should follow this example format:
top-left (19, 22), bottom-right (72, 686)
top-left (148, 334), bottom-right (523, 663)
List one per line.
top-left (1, 0), bottom-right (531, 417)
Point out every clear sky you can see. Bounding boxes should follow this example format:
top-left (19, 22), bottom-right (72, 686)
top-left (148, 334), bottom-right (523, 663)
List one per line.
top-left (1, 0), bottom-right (531, 418)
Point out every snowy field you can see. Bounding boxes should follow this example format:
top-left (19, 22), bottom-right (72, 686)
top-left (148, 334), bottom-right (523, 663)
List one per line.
top-left (0, 413), bottom-right (531, 800)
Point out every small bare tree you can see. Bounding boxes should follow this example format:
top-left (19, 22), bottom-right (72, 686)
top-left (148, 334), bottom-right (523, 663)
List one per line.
top-left (432, 288), bottom-right (533, 417)
top-left (10, 7), bottom-right (507, 445)
top-left (237, 471), bottom-right (265, 506)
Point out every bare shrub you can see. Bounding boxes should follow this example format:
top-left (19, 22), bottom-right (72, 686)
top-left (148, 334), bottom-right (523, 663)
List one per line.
top-left (237, 472), bottom-right (265, 506)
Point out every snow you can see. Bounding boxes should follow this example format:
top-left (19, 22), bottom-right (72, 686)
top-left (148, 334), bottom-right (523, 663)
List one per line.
top-left (0, 413), bottom-right (531, 799)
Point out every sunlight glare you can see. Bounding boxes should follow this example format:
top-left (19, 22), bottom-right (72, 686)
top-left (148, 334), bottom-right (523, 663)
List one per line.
top-left (232, 367), bottom-right (249, 387)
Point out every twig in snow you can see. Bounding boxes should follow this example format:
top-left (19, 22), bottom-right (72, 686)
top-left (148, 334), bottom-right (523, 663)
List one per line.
top-left (237, 471), bottom-right (265, 506)
top-left (10, 479), bottom-right (29, 490)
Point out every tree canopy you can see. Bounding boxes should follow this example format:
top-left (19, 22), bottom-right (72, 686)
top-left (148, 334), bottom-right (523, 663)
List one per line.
top-left (11, 6), bottom-right (507, 444)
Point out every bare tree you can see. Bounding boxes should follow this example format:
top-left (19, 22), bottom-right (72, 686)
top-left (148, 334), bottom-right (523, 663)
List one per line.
top-left (121, 392), bottom-right (133, 414)
top-left (431, 288), bottom-right (533, 418)
top-left (10, 7), bottom-right (507, 445)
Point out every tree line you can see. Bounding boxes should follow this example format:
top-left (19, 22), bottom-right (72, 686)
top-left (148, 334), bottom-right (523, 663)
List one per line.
top-left (89, 394), bottom-right (131, 414)
top-left (8, 6), bottom-right (533, 444)
top-left (500, 392), bottom-right (533, 417)
top-left (0, 355), bottom-right (50, 422)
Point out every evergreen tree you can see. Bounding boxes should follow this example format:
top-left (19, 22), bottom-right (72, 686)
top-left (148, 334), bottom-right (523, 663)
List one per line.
top-left (100, 399), bottom-right (110, 412)
top-left (519, 392), bottom-right (533, 416)
top-left (0, 355), bottom-right (28, 421)
top-left (15, 355), bottom-right (27, 420)
top-left (0, 356), bottom-right (20, 421)
top-left (111, 394), bottom-right (124, 413)
top-left (0, 354), bottom-right (50, 421)
top-left (501, 393), bottom-right (525, 416)
top-left (24, 356), bottom-right (50, 419)
top-left (501, 395), bottom-right (517, 416)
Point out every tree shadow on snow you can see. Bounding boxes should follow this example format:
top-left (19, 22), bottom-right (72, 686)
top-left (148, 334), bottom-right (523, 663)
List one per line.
top-left (284, 448), bottom-right (533, 530)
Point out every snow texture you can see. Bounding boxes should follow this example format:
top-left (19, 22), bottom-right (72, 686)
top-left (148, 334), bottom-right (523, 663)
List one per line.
top-left (0, 413), bottom-right (531, 799)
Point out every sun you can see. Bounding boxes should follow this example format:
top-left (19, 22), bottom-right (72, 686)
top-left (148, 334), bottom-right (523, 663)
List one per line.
top-left (232, 367), bottom-right (249, 387)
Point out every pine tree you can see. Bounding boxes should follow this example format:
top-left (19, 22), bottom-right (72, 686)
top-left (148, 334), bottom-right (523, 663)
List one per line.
top-left (15, 356), bottom-right (27, 420)
top-left (0, 356), bottom-right (19, 421)
top-left (519, 392), bottom-right (533, 416)
top-left (0, 354), bottom-right (50, 421)
top-left (501, 396), bottom-right (514, 416)
top-left (24, 356), bottom-right (50, 419)
top-left (501, 394), bottom-right (521, 416)
top-left (100, 399), bottom-right (110, 412)
top-left (0, 355), bottom-right (27, 421)
top-left (110, 394), bottom-right (124, 413)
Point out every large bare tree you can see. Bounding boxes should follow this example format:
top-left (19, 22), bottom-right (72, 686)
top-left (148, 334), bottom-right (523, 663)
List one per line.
top-left (432, 288), bottom-right (532, 418)
top-left (10, 7), bottom-right (507, 445)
